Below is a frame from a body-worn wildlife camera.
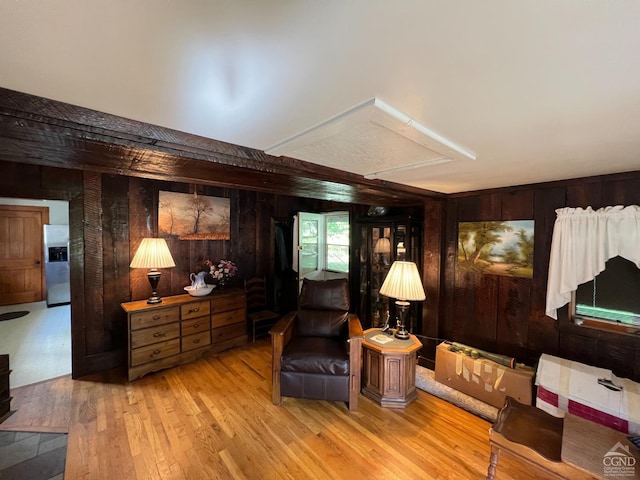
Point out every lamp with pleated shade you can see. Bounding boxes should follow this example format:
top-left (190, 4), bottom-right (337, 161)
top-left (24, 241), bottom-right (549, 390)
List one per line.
top-left (374, 237), bottom-right (391, 266)
top-left (130, 238), bottom-right (176, 304)
top-left (379, 260), bottom-right (425, 339)
top-left (373, 237), bottom-right (391, 253)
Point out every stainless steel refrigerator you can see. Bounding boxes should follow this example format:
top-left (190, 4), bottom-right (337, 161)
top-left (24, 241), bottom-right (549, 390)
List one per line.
top-left (43, 224), bottom-right (70, 307)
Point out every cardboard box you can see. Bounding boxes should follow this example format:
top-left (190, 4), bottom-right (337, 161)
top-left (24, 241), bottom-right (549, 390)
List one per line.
top-left (434, 342), bottom-right (535, 409)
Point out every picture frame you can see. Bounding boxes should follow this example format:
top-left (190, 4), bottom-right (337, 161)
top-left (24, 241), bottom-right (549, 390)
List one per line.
top-left (158, 191), bottom-right (230, 240)
top-left (457, 220), bottom-right (534, 278)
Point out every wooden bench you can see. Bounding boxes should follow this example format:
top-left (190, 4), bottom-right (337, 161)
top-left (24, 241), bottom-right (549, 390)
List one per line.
top-left (487, 397), bottom-right (598, 479)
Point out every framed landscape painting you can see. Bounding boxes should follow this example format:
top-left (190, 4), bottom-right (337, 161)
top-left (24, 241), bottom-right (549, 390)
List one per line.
top-left (457, 220), bottom-right (534, 278)
top-left (159, 191), bottom-right (230, 240)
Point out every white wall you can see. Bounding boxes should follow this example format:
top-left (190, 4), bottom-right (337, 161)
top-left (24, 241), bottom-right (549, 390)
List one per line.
top-left (0, 197), bottom-right (69, 225)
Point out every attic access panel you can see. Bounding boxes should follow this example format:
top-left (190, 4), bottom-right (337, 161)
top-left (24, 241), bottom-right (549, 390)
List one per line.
top-left (266, 98), bottom-right (476, 182)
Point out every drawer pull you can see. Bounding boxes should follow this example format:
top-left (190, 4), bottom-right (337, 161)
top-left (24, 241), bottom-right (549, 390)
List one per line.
top-left (188, 307), bottom-right (200, 314)
top-left (193, 339), bottom-right (200, 344)
top-left (152, 349), bottom-right (161, 355)
top-left (153, 332), bottom-right (166, 338)
top-left (153, 315), bottom-right (161, 320)
top-left (226, 316), bottom-right (232, 321)
top-left (193, 323), bottom-right (199, 328)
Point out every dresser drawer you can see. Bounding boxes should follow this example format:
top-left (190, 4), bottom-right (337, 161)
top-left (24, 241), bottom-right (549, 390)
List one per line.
top-left (131, 338), bottom-right (181, 367)
top-left (212, 292), bottom-right (246, 313)
top-left (182, 331), bottom-right (211, 352)
top-left (123, 290), bottom-right (246, 381)
top-left (181, 301), bottom-right (210, 320)
top-left (212, 308), bottom-right (245, 328)
top-left (212, 323), bottom-right (246, 343)
top-left (181, 317), bottom-right (211, 336)
top-left (131, 322), bottom-right (180, 349)
top-left (130, 307), bottom-right (179, 331)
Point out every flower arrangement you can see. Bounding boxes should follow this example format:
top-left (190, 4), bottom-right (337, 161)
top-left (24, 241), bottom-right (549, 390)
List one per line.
top-left (204, 258), bottom-right (238, 287)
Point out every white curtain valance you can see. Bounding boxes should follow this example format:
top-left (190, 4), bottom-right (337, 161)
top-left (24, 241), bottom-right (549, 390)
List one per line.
top-left (545, 205), bottom-right (640, 319)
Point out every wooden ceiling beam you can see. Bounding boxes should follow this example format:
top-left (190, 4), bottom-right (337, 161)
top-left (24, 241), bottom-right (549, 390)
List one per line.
top-left (0, 87), bottom-right (443, 205)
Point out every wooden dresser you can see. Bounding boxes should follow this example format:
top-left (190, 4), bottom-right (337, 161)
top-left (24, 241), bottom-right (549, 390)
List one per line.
top-left (122, 289), bottom-right (247, 381)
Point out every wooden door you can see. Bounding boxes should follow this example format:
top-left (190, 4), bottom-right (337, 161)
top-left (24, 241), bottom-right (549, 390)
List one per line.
top-left (0, 205), bottom-right (48, 306)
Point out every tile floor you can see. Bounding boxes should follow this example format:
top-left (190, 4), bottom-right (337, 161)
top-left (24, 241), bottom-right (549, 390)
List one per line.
top-left (0, 301), bottom-right (71, 388)
top-left (0, 430), bottom-right (67, 480)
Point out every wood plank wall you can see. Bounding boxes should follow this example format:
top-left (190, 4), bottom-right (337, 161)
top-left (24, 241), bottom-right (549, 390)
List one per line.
top-left (441, 172), bottom-right (640, 382)
top-left (417, 198), bottom-right (444, 368)
top-left (3, 153), bottom-right (639, 383)
top-left (0, 160), bottom-right (370, 379)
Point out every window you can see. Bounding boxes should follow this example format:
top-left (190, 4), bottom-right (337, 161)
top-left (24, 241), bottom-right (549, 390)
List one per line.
top-left (297, 211), bottom-right (350, 288)
top-left (571, 256), bottom-right (640, 333)
top-left (325, 213), bottom-right (349, 273)
top-left (546, 205), bottom-right (640, 334)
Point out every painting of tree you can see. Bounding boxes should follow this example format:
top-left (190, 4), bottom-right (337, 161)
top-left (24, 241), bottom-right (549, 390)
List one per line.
top-left (158, 191), bottom-right (230, 240)
top-left (458, 220), bottom-right (534, 278)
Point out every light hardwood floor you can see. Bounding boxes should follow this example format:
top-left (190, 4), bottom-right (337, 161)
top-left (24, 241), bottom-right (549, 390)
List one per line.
top-left (3, 340), bottom-right (537, 480)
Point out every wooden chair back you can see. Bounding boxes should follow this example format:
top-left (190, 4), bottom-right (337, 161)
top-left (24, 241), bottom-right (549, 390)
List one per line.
top-left (245, 276), bottom-right (280, 341)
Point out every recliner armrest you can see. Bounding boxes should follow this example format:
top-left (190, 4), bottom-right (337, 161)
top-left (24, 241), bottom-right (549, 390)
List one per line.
top-left (269, 311), bottom-right (296, 338)
top-left (347, 314), bottom-right (363, 340)
top-left (270, 311), bottom-right (296, 360)
top-left (347, 314), bottom-right (363, 412)
top-left (269, 311), bottom-right (297, 405)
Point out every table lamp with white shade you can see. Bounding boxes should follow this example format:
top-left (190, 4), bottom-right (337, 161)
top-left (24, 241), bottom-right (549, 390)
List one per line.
top-left (373, 237), bottom-right (391, 266)
top-left (379, 260), bottom-right (426, 339)
top-left (130, 238), bottom-right (176, 304)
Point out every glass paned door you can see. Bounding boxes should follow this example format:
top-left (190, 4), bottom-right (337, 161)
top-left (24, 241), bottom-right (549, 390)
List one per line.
top-left (298, 212), bottom-right (323, 291)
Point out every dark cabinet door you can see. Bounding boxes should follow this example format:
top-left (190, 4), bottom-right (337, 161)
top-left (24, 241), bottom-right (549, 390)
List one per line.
top-left (353, 216), bottom-right (423, 332)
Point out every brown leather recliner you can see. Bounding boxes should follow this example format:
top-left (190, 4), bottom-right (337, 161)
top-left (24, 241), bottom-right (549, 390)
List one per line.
top-left (269, 278), bottom-right (363, 411)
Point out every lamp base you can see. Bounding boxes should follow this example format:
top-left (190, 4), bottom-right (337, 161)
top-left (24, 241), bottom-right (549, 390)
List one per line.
top-left (147, 269), bottom-right (163, 304)
top-left (393, 300), bottom-right (411, 340)
top-left (394, 325), bottom-right (410, 340)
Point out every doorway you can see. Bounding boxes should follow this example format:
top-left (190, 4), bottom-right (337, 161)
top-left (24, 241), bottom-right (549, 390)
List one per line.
top-left (0, 198), bottom-right (71, 388)
top-left (296, 211), bottom-right (350, 291)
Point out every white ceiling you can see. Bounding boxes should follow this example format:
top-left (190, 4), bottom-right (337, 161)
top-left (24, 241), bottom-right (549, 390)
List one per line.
top-left (1, 1), bottom-right (639, 194)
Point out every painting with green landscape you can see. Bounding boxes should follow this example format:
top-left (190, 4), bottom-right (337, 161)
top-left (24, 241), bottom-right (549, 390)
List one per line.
top-left (457, 220), bottom-right (534, 278)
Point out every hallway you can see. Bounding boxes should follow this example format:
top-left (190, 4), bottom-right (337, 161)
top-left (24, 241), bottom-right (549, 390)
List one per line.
top-left (0, 301), bottom-right (71, 388)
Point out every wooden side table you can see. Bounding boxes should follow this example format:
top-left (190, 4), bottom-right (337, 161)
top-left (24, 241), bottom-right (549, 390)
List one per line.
top-left (361, 328), bottom-right (422, 408)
